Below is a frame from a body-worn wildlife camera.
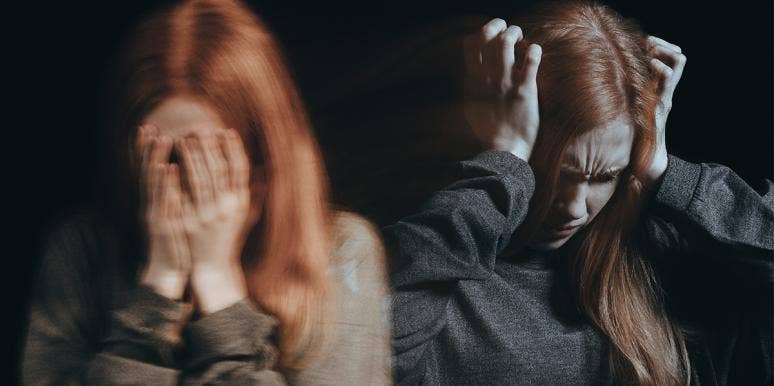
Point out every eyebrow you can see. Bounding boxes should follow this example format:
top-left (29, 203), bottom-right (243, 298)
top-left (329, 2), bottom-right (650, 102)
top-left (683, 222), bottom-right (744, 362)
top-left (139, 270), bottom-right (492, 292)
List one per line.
top-left (560, 164), bottom-right (627, 179)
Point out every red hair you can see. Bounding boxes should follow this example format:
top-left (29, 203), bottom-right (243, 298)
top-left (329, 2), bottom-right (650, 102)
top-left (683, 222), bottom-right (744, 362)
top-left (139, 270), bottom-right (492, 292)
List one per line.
top-left (508, 1), bottom-right (691, 384)
top-left (101, 0), bottom-right (333, 368)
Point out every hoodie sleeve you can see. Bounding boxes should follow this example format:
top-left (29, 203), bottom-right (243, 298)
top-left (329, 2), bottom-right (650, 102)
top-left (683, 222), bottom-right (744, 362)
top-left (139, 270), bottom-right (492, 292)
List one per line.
top-left (383, 150), bottom-right (536, 384)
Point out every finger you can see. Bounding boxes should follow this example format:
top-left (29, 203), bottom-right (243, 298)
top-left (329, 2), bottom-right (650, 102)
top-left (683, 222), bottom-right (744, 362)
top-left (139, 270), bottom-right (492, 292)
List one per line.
top-left (140, 136), bottom-right (154, 193)
top-left (170, 219), bottom-right (187, 269)
top-left (181, 188), bottom-right (196, 226)
top-left (646, 35), bottom-right (681, 53)
top-left (520, 43), bottom-right (542, 89)
top-left (147, 163), bottom-right (166, 220)
top-left (166, 163), bottom-right (183, 218)
top-left (480, 18), bottom-right (507, 86)
top-left (496, 25), bottom-right (522, 93)
top-left (135, 125), bottom-right (148, 156)
top-left (189, 136), bottom-right (214, 205)
top-left (162, 164), bottom-right (177, 220)
top-left (649, 46), bottom-right (686, 94)
top-left (139, 124), bottom-right (159, 165)
top-left (202, 131), bottom-right (229, 193)
top-left (138, 125), bottom-right (158, 189)
top-left (481, 18), bottom-right (507, 43)
top-left (223, 129), bottom-right (250, 191)
top-left (178, 137), bottom-right (205, 207)
top-left (215, 130), bottom-right (234, 190)
top-left (148, 136), bottom-right (173, 199)
top-left (649, 58), bottom-right (673, 96)
top-left (156, 163), bottom-right (171, 220)
top-left (137, 123), bottom-right (158, 147)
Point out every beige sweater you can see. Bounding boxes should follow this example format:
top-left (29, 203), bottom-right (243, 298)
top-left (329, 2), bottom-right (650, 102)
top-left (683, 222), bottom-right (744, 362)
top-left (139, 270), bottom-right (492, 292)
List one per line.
top-left (22, 208), bottom-right (392, 385)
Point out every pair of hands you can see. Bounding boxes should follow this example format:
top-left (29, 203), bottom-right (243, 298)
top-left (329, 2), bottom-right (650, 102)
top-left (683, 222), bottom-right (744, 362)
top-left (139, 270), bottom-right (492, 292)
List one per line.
top-left (137, 125), bottom-right (254, 314)
top-left (462, 18), bottom-right (687, 184)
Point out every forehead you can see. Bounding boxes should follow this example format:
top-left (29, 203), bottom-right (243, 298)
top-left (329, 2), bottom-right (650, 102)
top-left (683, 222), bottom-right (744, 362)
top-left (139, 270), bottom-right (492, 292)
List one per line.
top-left (563, 116), bottom-right (634, 168)
top-left (143, 96), bottom-right (225, 139)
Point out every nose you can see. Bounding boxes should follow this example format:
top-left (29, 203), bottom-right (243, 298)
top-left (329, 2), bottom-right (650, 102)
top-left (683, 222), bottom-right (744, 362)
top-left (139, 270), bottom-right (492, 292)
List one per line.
top-left (555, 181), bottom-right (587, 223)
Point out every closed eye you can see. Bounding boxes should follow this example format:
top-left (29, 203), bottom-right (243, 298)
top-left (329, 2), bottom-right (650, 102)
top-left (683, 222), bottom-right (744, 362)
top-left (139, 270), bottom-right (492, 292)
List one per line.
top-left (591, 171), bottom-right (621, 184)
top-left (560, 168), bottom-right (623, 184)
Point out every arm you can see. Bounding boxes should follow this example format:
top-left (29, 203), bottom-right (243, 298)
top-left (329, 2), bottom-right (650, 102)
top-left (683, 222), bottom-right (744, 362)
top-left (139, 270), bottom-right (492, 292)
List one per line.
top-left (642, 154), bottom-right (774, 386)
top-left (22, 212), bottom-right (287, 386)
top-left (384, 150), bottom-right (535, 384)
top-left (643, 153), bottom-right (774, 288)
top-left (98, 291), bottom-right (287, 386)
top-left (22, 212), bottom-right (186, 385)
top-left (384, 18), bottom-right (542, 384)
top-left (179, 300), bottom-right (286, 385)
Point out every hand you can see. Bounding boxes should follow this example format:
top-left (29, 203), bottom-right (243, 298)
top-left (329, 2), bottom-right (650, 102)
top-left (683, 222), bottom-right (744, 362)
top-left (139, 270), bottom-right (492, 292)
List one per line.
top-left (177, 129), bottom-right (254, 314)
top-left (645, 35), bottom-right (687, 185)
top-left (137, 125), bottom-right (192, 300)
top-left (462, 18), bottom-right (543, 161)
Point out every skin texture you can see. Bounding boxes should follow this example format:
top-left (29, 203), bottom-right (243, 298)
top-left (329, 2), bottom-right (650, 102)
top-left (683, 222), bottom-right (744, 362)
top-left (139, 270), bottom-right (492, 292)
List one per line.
top-left (463, 19), bottom-right (686, 251)
top-left (137, 96), bottom-right (264, 314)
top-left (462, 18), bottom-right (542, 161)
top-left (531, 116), bottom-right (633, 250)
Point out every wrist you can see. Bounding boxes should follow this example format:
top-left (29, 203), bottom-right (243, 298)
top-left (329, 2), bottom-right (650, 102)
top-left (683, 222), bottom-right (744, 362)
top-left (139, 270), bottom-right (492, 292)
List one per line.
top-left (140, 266), bottom-right (188, 300)
top-left (191, 263), bottom-right (248, 315)
top-left (491, 136), bottom-right (532, 162)
top-left (645, 149), bottom-right (669, 187)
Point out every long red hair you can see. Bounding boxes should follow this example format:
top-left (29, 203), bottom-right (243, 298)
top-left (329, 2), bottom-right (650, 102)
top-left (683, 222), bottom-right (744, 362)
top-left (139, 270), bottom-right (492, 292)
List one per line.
top-left (507, 1), bottom-right (691, 384)
top-left (100, 0), bottom-right (332, 368)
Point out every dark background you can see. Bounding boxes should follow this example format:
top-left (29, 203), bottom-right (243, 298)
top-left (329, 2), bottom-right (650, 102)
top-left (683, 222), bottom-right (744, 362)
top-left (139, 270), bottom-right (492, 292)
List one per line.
top-left (7, 0), bottom-right (772, 383)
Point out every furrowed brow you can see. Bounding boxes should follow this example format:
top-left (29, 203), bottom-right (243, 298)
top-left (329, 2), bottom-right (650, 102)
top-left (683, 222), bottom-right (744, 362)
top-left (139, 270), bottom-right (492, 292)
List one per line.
top-left (560, 164), bottom-right (626, 178)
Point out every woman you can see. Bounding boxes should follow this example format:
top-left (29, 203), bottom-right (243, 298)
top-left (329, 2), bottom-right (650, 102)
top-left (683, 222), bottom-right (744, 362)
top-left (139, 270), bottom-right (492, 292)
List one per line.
top-left (22, 0), bottom-right (391, 384)
top-left (386, 1), bottom-right (772, 385)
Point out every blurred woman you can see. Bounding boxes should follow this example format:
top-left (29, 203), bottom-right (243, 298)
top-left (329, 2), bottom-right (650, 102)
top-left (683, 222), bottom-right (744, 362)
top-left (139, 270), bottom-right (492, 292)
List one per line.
top-left (386, 1), bottom-right (772, 385)
top-left (22, 0), bottom-right (391, 384)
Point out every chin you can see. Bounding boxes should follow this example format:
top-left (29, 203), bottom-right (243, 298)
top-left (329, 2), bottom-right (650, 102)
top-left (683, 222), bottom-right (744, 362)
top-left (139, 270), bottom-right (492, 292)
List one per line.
top-left (530, 237), bottom-right (570, 251)
top-left (529, 229), bottom-right (580, 251)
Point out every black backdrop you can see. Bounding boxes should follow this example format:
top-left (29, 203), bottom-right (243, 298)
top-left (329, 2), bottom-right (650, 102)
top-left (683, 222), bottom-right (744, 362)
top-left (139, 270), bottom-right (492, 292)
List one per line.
top-left (7, 0), bottom-right (772, 383)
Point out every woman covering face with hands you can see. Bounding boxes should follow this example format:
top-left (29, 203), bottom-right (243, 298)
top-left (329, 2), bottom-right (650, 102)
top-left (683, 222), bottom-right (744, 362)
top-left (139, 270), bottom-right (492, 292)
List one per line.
top-left (22, 1), bottom-right (391, 385)
top-left (386, 1), bottom-right (772, 385)
top-left (136, 124), bottom-right (256, 313)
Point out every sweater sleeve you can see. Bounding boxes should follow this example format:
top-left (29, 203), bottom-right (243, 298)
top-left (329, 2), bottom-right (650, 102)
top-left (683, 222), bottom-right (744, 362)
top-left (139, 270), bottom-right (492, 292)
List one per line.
top-left (643, 154), bottom-right (774, 290)
top-left (179, 300), bottom-right (286, 385)
top-left (22, 213), bottom-right (187, 385)
top-left (22, 212), bottom-right (286, 385)
top-left (642, 155), bottom-right (774, 385)
top-left (382, 150), bottom-right (536, 384)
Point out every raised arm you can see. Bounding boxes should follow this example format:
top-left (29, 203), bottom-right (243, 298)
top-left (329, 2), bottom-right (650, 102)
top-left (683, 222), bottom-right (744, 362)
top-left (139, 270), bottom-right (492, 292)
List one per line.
top-left (643, 154), bottom-right (773, 290)
top-left (385, 18), bottom-right (543, 384)
top-left (385, 150), bottom-right (536, 383)
top-left (641, 35), bottom-right (773, 289)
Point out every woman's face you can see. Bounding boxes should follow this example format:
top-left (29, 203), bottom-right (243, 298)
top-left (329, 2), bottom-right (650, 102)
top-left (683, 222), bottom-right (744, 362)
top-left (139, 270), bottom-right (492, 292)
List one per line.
top-left (141, 96), bottom-right (265, 226)
top-left (144, 96), bottom-right (225, 142)
top-left (529, 115), bottom-right (634, 251)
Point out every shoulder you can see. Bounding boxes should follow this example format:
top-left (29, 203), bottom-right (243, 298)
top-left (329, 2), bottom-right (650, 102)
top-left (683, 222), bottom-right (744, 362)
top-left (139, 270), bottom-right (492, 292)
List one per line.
top-left (326, 211), bottom-right (389, 311)
top-left (33, 206), bottom-right (125, 299)
top-left (329, 211), bottom-right (387, 274)
top-left (38, 206), bottom-right (112, 269)
top-left (286, 212), bottom-right (393, 385)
